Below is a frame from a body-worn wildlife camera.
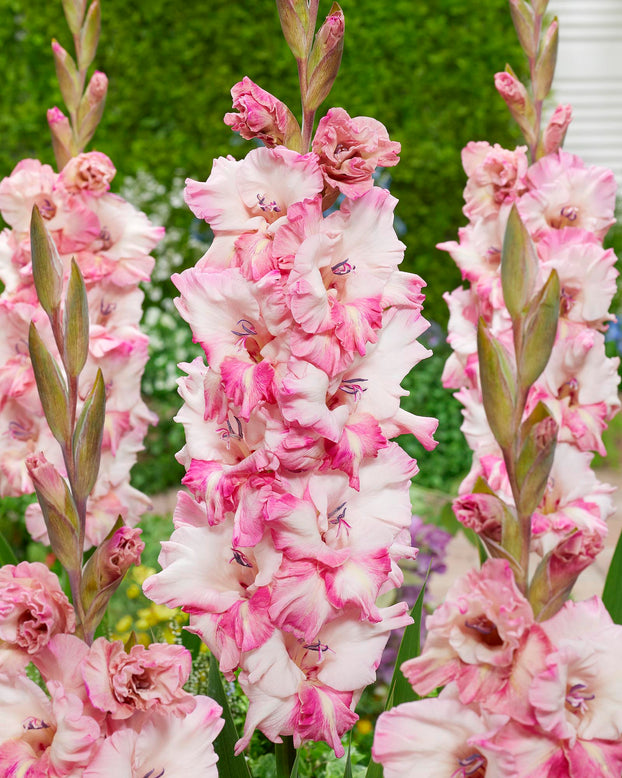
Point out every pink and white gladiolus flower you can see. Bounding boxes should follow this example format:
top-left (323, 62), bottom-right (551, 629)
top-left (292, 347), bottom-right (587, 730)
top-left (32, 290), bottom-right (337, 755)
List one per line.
top-left (144, 87), bottom-right (436, 754)
top-left (0, 561), bottom-right (75, 674)
top-left (0, 153), bottom-right (163, 547)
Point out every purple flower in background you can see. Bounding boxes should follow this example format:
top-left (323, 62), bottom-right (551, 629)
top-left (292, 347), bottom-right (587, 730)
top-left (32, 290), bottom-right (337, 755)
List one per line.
top-left (377, 515), bottom-right (451, 685)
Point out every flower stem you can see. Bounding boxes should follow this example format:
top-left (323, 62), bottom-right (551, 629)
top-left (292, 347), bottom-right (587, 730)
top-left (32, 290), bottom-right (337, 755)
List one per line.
top-left (275, 736), bottom-right (297, 778)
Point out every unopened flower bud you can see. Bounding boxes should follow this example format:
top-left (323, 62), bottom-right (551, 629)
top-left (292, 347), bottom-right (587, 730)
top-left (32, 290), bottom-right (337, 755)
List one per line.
top-left (85, 70), bottom-right (108, 106)
top-left (494, 70), bottom-right (536, 151)
top-left (224, 77), bottom-right (302, 150)
top-left (276, 0), bottom-right (312, 59)
top-left (453, 493), bottom-right (503, 542)
top-left (81, 525), bottom-right (145, 639)
top-left (306, 3), bottom-right (345, 112)
top-left (52, 39), bottom-right (81, 113)
top-left (543, 104), bottom-right (572, 154)
top-left (533, 416), bottom-right (558, 450)
top-left (26, 453), bottom-right (80, 571)
top-left (47, 107), bottom-right (74, 170)
top-left (95, 526), bottom-right (144, 587)
top-left (495, 71), bottom-right (527, 112)
top-left (77, 71), bottom-right (108, 150)
top-left (530, 529), bottom-right (603, 620)
top-left (534, 19), bottom-right (558, 101)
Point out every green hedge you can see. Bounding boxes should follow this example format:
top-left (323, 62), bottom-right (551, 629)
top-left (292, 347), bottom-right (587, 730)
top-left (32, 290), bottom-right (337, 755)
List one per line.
top-left (0, 0), bottom-right (526, 494)
top-left (1, 0), bottom-right (524, 324)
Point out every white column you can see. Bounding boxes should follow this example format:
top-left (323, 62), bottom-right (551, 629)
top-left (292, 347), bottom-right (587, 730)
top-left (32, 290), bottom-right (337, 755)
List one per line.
top-left (547, 0), bottom-right (622, 185)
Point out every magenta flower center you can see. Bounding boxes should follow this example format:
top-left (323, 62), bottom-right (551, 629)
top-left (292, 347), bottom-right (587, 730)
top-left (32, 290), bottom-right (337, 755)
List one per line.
top-left (463, 614), bottom-right (503, 647)
top-left (340, 377), bottom-right (368, 399)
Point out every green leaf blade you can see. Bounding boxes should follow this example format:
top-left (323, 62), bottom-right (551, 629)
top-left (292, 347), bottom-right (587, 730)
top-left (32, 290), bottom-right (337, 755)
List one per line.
top-left (206, 657), bottom-right (253, 778)
top-left (603, 529), bottom-right (622, 624)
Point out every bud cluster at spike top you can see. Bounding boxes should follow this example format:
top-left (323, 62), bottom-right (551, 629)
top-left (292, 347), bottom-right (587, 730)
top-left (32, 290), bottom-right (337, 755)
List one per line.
top-left (372, 119), bottom-right (622, 776)
top-left (0, 152), bottom-right (164, 547)
top-left (143, 78), bottom-right (438, 756)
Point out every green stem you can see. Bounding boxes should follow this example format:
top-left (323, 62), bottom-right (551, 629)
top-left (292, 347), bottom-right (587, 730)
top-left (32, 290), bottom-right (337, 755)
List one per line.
top-left (275, 736), bottom-right (297, 778)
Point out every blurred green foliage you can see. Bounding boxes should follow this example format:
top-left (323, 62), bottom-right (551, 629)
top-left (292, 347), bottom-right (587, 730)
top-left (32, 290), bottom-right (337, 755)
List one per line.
top-left (1, 0), bottom-right (524, 325)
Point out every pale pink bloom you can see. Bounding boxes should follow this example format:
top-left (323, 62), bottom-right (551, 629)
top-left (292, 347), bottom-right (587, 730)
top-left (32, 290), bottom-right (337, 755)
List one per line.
top-left (0, 562), bottom-right (75, 674)
top-left (277, 359), bottom-right (350, 442)
top-left (312, 107), bottom-right (400, 198)
top-left (401, 559), bottom-right (534, 700)
top-left (83, 695), bottom-right (223, 778)
top-left (476, 718), bottom-right (622, 778)
top-left (86, 194), bottom-right (163, 286)
top-left (438, 214), bottom-right (507, 288)
top-left (143, 500), bottom-right (280, 671)
top-left (0, 159), bottom-right (59, 233)
top-left (373, 686), bottom-right (505, 778)
top-left (31, 633), bottom-right (92, 705)
top-left (543, 104), bottom-right (573, 154)
top-left (235, 604), bottom-right (411, 756)
top-left (341, 306), bottom-right (437, 447)
top-left (287, 188), bottom-right (404, 352)
top-left (518, 150), bottom-right (617, 240)
top-left (58, 152), bottom-right (116, 196)
top-left (308, 443), bottom-right (419, 550)
top-left (532, 597), bottom-right (622, 743)
top-left (173, 266), bottom-right (275, 372)
top-left (531, 443), bottom-right (613, 555)
top-left (462, 141), bottom-right (528, 221)
top-left (82, 639), bottom-right (196, 720)
top-left (0, 674), bottom-right (101, 777)
top-left (531, 323), bottom-right (620, 455)
top-left (537, 228), bottom-right (617, 327)
top-left (0, 228), bottom-right (23, 294)
top-left (184, 146), bottom-right (323, 233)
top-left (224, 76), bottom-right (300, 148)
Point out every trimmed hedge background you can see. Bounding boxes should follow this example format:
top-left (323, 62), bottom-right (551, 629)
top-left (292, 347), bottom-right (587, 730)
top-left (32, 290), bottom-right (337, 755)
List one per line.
top-left (1, 0), bottom-right (524, 322)
top-left (0, 1), bottom-right (531, 493)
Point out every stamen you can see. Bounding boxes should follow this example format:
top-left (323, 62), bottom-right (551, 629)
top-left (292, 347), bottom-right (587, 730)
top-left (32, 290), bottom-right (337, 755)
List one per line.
top-left (340, 377), bottom-right (368, 399)
top-left (452, 752), bottom-right (486, 777)
top-left (302, 640), bottom-right (333, 659)
top-left (558, 377), bottom-right (579, 403)
top-left (22, 717), bottom-right (50, 731)
top-left (216, 417), bottom-right (243, 448)
top-left (142, 770), bottom-right (165, 778)
top-left (560, 205), bottom-right (578, 222)
top-left (230, 548), bottom-right (253, 568)
top-left (15, 339), bottom-right (29, 356)
top-left (328, 502), bottom-right (351, 536)
top-left (99, 227), bottom-right (113, 250)
top-left (8, 421), bottom-right (32, 441)
top-left (37, 198), bottom-right (56, 220)
top-left (331, 258), bottom-right (355, 275)
top-left (256, 193), bottom-right (281, 213)
top-left (100, 299), bottom-right (116, 316)
top-left (231, 318), bottom-right (257, 349)
top-left (566, 683), bottom-right (595, 713)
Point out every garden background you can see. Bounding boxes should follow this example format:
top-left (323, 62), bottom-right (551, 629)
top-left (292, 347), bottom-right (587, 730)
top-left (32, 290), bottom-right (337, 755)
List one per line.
top-left (2, 1), bottom-right (622, 772)
top-left (2, 0), bottom-right (621, 565)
